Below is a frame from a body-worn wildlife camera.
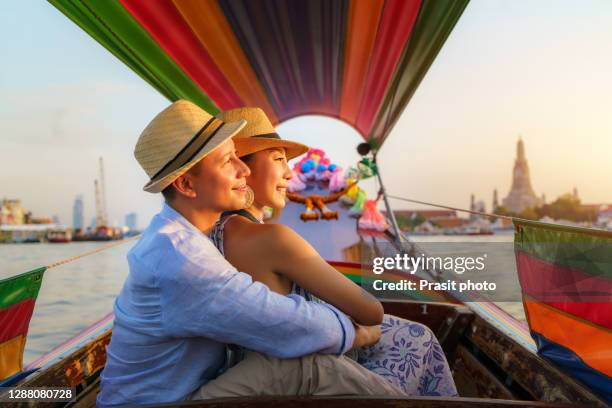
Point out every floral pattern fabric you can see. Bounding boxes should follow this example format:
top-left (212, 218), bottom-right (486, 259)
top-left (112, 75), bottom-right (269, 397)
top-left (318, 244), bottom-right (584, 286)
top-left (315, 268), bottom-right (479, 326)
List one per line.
top-left (293, 283), bottom-right (457, 396)
top-left (356, 315), bottom-right (458, 396)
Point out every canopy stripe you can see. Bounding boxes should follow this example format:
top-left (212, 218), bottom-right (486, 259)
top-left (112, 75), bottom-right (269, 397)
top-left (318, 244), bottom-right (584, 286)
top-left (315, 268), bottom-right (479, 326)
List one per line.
top-left (48, 0), bottom-right (219, 113)
top-left (120, 0), bottom-right (243, 109)
top-left (48, 0), bottom-right (468, 147)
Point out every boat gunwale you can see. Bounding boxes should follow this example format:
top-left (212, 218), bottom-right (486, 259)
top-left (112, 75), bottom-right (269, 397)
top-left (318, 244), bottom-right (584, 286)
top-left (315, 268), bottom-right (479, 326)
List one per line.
top-left (11, 300), bottom-right (608, 407)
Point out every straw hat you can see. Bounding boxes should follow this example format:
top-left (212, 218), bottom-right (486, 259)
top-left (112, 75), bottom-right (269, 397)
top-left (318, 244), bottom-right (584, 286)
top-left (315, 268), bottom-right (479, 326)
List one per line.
top-left (135, 100), bottom-right (247, 193)
top-left (216, 107), bottom-right (309, 160)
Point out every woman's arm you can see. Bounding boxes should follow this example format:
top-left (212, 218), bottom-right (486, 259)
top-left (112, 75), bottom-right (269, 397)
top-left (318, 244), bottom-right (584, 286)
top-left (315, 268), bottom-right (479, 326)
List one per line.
top-left (262, 224), bottom-right (384, 326)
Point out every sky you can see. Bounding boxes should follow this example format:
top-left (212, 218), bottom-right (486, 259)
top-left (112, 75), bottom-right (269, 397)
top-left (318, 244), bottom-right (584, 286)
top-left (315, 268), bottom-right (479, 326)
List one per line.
top-left (1, 1), bottom-right (611, 229)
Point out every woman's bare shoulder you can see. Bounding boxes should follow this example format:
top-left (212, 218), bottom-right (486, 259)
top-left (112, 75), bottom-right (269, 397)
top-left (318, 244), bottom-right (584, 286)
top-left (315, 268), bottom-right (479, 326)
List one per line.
top-left (225, 219), bottom-right (307, 254)
top-left (259, 224), bottom-right (315, 257)
top-left (261, 223), bottom-right (305, 242)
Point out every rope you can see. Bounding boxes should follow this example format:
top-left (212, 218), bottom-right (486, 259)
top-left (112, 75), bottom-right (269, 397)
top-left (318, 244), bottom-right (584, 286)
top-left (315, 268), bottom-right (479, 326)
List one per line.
top-left (386, 194), bottom-right (516, 222)
top-left (46, 235), bottom-right (140, 270)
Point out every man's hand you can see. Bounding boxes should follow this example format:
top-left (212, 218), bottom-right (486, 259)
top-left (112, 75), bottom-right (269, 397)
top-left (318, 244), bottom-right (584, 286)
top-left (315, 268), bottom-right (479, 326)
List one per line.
top-left (351, 321), bottom-right (381, 350)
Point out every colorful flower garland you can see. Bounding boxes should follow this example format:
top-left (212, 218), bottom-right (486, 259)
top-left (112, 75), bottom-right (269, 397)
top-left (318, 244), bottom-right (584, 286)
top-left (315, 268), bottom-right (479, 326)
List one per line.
top-left (286, 149), bottom-right (388, 231)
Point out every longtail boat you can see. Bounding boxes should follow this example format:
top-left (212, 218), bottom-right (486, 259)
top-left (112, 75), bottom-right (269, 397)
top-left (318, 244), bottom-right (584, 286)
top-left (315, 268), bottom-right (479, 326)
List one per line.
top-left (1, 1), bottom-right (610, 406)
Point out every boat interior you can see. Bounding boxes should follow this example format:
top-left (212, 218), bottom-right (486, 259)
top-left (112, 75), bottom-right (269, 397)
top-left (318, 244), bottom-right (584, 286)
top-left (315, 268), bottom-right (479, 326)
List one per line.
top-left (7, 195), bottom-right (607, 407)
top-left (8, 299), bottom-right (606, 407)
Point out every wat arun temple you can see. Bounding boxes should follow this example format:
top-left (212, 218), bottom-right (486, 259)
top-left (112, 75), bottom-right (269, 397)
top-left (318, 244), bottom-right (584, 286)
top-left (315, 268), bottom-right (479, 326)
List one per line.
top-left (501, 138), bottom-right (542, 213)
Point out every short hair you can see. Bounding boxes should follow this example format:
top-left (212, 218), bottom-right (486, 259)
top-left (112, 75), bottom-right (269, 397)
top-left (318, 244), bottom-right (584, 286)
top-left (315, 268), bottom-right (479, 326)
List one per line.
top-left (160, 163), bottom-right (201, 203)
top-left (161, 185), bottom-right (176, 202)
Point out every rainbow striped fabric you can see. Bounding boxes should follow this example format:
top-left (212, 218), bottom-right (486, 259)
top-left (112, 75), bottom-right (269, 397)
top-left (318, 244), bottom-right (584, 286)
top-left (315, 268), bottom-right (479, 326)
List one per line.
top-left (514, 219), bottom-right (612, 402)
top-left (0, 268), bottom-right (45, 381)
top-left (48, 0), bottom-right (468, 146)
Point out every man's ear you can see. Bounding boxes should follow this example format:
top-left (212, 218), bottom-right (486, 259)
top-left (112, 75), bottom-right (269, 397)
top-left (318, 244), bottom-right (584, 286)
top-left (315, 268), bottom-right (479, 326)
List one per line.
top-left (171, 174), bottom-right (197, 199)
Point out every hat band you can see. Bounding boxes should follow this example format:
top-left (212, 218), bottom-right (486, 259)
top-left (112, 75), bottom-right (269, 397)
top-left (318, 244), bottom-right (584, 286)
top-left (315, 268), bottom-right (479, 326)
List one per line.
top-left (251, 132), bottom-right (280, 140)
top-left (151, 117), bottom-right (224, 182)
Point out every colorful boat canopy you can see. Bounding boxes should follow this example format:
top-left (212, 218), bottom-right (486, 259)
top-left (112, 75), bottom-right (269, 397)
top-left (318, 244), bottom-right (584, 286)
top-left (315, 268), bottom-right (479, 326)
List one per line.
top-left (48, 0), bottom-right (468, 148)
top-left (514, 219), bottom-right (612, 402)
top-left (0, 268), bottom-right (45, 381)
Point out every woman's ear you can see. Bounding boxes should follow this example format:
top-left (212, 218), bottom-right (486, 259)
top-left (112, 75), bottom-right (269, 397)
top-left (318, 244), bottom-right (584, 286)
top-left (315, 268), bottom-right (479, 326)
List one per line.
top-left (172, 174), bottom-right (197, 199)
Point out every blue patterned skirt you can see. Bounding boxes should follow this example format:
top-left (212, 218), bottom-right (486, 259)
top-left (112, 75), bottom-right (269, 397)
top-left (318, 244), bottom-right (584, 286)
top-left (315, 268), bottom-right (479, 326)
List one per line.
top-left (356, 314), bottom-right (458, 396)
top-left (291, 284), bottom-right (457, 396)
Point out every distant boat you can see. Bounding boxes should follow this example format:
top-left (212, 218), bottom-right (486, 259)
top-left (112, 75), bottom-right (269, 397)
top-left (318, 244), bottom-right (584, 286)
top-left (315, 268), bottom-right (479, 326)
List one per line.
top-left (0, 224), bottom-right (50, 243)
top-left (46, 228), bottom-right (72, 243)
top-left (72, 226), bottom-right (123, 241)
top-left (89, 226), bottom-right (120, 241)
top-left (443, 226), bottom-right (494, 236)
top-left (463, 226), bottom-right (494, 236)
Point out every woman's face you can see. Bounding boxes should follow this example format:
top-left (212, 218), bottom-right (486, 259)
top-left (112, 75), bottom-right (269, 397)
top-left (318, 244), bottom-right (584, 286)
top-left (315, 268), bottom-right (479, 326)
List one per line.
top-left (245, 148), bottom-right (293, 209)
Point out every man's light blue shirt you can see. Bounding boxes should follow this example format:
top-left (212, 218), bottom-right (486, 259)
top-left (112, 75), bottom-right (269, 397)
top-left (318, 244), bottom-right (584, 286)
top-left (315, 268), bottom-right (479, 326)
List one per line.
top-left (97, 204), bottom-right (355, 407)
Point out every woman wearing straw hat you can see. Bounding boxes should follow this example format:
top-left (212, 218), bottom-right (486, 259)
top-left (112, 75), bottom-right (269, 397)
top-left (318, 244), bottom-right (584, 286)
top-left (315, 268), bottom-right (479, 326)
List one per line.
top-left (210, 107), bottom-right (384, 325)
top-left (98, 100), bottom-right (403, 408)
top-left (202, 107), bottom-right (457, 398)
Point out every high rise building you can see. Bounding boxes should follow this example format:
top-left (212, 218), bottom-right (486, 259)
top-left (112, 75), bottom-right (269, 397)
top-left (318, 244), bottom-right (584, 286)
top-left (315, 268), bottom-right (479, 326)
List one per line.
top-left (125, 212), bottom-right (138, 232)
top-left (73, 195), bottom-right (84, 231)
top-left (502, 137), bottom-right (541, 213)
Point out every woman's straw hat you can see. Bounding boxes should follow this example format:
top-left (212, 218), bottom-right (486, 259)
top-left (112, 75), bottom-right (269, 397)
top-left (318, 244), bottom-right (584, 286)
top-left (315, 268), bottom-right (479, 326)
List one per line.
top-left (216, 107), bottom-right (309, 160)
top-left (135, 100), bottom-right (247, 193)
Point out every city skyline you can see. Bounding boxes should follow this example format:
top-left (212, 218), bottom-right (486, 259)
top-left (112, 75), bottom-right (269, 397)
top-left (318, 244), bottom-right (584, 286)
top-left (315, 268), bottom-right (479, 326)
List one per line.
top-left (1, 1), bottom-right (611, 227)
top-left (2, 136), bottom-right (597, 228)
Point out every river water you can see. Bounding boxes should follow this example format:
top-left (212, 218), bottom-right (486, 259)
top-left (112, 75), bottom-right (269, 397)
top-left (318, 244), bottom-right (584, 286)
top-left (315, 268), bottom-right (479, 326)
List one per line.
top-left (2, 242), bottom-right (132, 365)
top-left (1, 233), bottom-right (524, 365)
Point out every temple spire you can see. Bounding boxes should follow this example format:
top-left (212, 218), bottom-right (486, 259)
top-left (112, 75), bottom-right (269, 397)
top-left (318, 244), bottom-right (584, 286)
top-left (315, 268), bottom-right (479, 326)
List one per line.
top-left (502, 137), bottom-right (541, 213)
top-left (517, 135), bottom-right (525, 162)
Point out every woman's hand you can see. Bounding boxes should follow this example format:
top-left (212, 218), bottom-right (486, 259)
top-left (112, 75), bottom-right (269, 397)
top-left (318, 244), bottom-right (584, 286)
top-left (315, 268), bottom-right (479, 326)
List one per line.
top-left (351, 321), bottom-right (381, 350)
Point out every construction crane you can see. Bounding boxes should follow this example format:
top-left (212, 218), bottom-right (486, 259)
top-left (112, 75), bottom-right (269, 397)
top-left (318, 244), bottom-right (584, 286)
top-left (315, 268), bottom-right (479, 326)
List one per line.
top-left (93, 157), bottom-right (112, 240)
top-left (98, 157), bottom-right (108, 226)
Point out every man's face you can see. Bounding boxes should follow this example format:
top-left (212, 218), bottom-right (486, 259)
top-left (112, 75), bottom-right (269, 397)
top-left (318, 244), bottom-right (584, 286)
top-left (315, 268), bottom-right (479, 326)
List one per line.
top-left (179, 138), bottom-right (251, 212)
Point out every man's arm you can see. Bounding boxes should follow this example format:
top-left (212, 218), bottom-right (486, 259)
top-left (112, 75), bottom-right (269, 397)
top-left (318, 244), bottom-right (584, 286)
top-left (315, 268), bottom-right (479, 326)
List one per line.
top-left (158, 241), bottom-right (356, 358)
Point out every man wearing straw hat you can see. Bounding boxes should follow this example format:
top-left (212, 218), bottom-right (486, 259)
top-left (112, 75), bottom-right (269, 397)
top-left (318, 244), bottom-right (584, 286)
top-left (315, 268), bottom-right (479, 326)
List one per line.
top-left (97, 100), bottom-right (405, 407)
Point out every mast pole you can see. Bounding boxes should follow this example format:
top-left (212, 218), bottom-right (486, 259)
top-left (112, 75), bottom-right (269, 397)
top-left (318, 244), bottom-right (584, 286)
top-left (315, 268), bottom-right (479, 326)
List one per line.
top-left (362, 144), bottom-right (438, 280)
top-left (374, 162), bottom-right (404, 247)
top-left (375, 166), bottom-right (443, 281)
